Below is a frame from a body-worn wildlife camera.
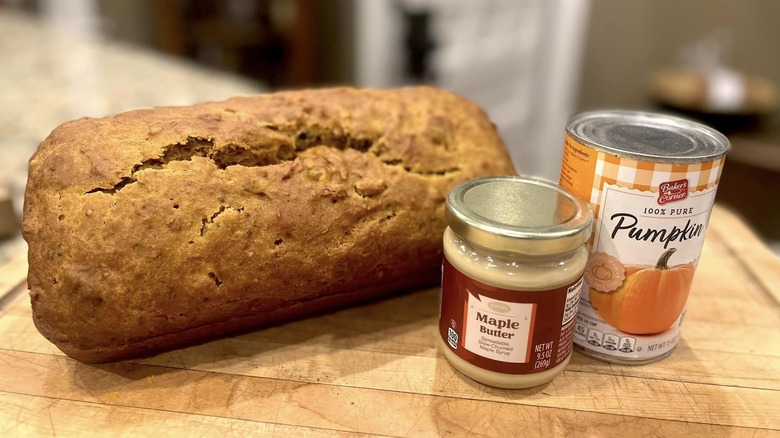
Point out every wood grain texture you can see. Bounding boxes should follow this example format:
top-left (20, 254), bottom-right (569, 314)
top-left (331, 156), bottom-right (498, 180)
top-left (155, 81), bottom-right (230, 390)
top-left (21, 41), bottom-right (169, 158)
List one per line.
top-left (1, 205), bottom-right (778, 436)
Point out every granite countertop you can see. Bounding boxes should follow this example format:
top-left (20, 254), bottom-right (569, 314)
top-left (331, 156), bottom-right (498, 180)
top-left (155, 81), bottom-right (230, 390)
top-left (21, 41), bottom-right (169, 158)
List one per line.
top-left (0, 11), bottom-right (264, 264)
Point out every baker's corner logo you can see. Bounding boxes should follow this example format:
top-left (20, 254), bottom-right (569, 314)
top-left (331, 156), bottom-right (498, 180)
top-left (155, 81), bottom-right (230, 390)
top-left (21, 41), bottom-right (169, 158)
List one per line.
top-left (658, 178), bottom-right (689, 204)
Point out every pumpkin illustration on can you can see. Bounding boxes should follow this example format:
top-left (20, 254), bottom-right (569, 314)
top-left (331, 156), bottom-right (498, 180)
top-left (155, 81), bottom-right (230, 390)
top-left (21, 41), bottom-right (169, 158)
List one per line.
top-left (589, 248), bottom-right (695, 335)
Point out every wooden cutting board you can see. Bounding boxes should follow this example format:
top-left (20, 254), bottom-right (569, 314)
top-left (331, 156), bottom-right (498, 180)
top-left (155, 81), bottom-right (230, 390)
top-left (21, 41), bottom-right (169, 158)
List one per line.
top-left (1, 205), bottom-right (778, 437)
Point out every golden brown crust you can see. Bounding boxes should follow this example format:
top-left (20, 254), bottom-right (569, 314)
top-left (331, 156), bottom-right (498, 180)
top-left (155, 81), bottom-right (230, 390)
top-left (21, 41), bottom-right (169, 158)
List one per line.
top-left (23, 86), bottom-right (516, 363)
top-left (51, 270), bottom-right (441, 364)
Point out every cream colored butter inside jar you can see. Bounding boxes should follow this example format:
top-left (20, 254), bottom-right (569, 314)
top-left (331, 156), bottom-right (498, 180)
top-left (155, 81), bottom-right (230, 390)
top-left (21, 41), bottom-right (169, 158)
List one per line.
top-left (438, 176), bottom-right (592, 389)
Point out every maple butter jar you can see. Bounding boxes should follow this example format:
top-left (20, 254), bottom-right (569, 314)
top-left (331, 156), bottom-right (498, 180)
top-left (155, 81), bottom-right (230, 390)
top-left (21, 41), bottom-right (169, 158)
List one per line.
top-left (438, 176), bottom-right (592, 388)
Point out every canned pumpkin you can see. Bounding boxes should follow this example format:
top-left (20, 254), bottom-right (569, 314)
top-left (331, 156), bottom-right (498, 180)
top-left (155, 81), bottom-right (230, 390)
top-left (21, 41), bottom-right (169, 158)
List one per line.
top-left (558, 110), bottom-right (730, 364)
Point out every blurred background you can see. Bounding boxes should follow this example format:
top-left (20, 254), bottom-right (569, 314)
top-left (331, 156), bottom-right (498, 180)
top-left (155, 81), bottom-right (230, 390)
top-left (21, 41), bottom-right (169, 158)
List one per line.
top-left (1, 0), bottom-right (779, 256)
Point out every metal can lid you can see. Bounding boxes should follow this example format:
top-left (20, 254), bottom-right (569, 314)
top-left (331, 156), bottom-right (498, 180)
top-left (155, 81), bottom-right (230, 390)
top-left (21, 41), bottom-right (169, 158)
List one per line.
top-left (446, 176), bottom-right (593, 256)
top-left (567, 110), bottom-right (730, 164)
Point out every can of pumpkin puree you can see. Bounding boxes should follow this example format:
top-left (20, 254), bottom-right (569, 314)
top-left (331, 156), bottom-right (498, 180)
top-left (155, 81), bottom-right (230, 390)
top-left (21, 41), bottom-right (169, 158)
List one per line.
top-left (558, 110), bottom-right (730, 364)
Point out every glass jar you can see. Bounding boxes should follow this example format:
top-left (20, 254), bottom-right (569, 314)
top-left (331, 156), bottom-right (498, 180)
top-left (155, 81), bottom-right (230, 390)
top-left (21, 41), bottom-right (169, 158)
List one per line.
top-left (438, 176), bottom-right (592, 388)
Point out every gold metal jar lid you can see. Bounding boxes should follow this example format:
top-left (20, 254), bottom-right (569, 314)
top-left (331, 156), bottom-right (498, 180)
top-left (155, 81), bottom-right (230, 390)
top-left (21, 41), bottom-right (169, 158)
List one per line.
top-left (446, 176), bottom-right (593, 256)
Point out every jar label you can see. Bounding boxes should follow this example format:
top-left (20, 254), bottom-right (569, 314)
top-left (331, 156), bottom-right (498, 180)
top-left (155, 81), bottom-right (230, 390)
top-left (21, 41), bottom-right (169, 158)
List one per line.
top-left (559, 133), bottom-right (725, 361)
top-left (439, 256), bottom-right (582, 374)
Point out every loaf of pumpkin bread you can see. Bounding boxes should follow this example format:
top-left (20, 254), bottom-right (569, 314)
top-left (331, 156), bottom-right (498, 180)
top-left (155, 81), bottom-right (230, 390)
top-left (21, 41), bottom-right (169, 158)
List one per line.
top-left (22, 86), bottom-right (515, 363)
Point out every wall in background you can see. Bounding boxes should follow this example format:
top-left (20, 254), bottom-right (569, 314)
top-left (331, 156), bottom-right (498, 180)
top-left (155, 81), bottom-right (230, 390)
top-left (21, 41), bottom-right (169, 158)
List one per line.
top-left (578, 0), bottom-right (780, 110)
top-left (578, 0), bottom-right (780, 248)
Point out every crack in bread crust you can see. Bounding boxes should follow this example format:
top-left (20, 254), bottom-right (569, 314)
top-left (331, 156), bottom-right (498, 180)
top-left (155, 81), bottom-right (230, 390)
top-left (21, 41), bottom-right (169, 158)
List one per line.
top-left (85, 123), bottom-right (459, 196)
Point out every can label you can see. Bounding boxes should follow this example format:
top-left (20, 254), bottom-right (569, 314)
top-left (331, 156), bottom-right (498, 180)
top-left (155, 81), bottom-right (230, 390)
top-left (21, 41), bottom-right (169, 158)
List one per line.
top-left (439, 256), bottom-right (582, 374)
top-left (560, 134), bottom-right (725, 360)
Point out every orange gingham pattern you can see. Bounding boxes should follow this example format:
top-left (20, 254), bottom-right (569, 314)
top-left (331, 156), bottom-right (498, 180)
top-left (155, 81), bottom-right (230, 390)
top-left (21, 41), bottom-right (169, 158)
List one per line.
top-left (590, 153), bottom-right (726, 219)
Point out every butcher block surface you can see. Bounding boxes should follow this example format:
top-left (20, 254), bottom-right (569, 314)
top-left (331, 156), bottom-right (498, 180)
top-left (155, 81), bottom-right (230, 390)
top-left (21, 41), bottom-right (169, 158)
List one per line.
top-left (0, 205), bottom-right (778, 437)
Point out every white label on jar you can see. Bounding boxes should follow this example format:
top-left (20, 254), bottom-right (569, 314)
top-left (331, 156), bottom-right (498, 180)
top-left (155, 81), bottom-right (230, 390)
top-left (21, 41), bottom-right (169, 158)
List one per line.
top-left (439, 257), bottom-right (579, 374)
top-left (463, 293), bottom-right (535, 364)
